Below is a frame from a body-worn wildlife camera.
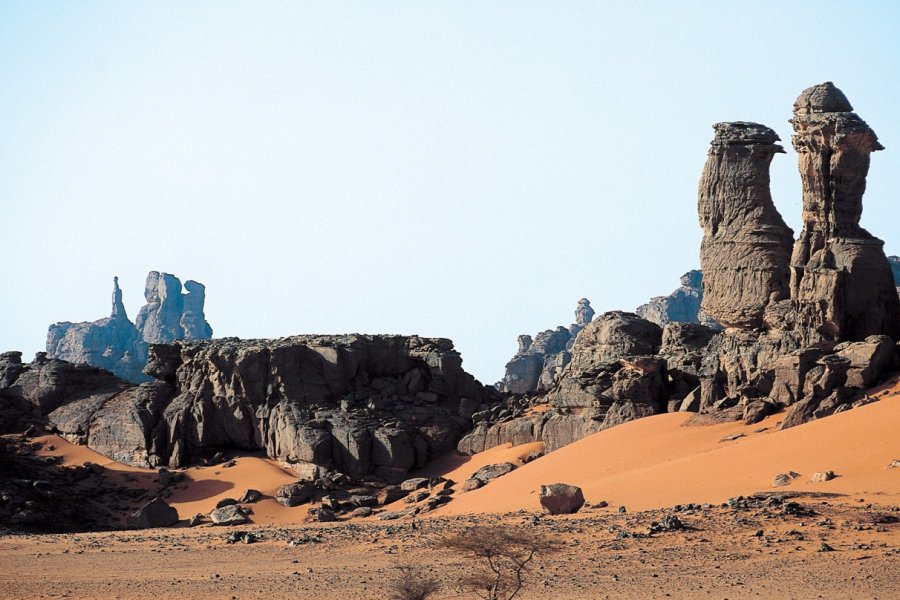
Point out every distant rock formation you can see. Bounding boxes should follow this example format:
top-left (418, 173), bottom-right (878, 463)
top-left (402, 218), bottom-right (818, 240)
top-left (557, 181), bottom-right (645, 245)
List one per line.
top-left (635, 270), bottom-right (719, 329)
top-left (496, 299), bottom-right (595, 395)
top-left (889, 256), bottom-right (900, 296)
top-left (698, 122), bottom-right (794, 329)
top-left (2, 335), bottom-right (496, 482)
top-left (46, 272), bottom-right (213, 383)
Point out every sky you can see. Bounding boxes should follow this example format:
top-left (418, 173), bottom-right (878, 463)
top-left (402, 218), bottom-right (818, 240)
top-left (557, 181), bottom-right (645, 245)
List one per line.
top-left (2, 1), bottom-right (899, 384)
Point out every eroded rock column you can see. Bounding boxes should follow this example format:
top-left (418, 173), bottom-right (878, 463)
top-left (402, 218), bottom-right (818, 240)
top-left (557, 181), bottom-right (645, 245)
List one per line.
top-left (788, 82), bottom-right (900, 343)
top-left (698, 122), bottom-right (794, 329)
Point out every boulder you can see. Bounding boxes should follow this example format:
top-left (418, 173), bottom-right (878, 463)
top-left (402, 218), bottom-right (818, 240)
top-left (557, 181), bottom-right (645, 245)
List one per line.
top-left (127, 497), bottom-right (179, 529)
top-left (275, 482), bottom-right (317, 507)
top-left (472, 462), bottom-right (516, 483)
top-left (210, 504), bottom-right (248, 526)
top-left (811, 471), bottom-right (836, 482)
top-left (539, 483), bottom-right (585, 515)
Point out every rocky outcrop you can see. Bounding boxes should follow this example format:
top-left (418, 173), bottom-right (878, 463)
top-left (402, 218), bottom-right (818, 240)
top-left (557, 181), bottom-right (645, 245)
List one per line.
top-left (5, 335), bottom-right (496, 483)
top-left (466, 83), bottom-right (900, 458)
top-left (695, 83), bottom-right (900, 427)
top-left (496, 299), bottom-right (595, 394)
top-left (462, 311), bottom-right (682, 454)
top-left (47, 272), bottom-right (213, 383)
top-left (636, 270), bottom-right (719, 329)
top-left (698, 122), bottom-right (794, 329)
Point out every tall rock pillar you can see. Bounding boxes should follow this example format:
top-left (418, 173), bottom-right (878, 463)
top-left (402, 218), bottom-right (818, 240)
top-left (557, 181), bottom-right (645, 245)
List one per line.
top-left (788, 82), bottom-right (900, 343)
top-left (698, 122), bottom-right (794, 329)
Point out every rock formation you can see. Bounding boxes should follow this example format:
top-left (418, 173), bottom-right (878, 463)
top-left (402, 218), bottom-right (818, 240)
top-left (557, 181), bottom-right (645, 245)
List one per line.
top-left (636, 270), bottom-right (719, 329)
top-left (47, 272), bottom-right (213, 383)
top-left (464, 83), bottom-right (900, 457)
top-left (783, 82), bottom-right (900, 344)
top-left (696, 83), bottom-right (899, 426)
top-left (461, 311), bottom-right (693, 455)
top-left (698, 122), bottom-right (794, 329)
top-left (4, 335), bottom-right (496, 482)
top-left (496, 299), bottom-right (595, 395)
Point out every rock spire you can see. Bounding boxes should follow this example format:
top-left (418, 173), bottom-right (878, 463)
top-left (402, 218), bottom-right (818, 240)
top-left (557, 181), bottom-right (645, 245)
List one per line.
top-left (697, 122), bottom-right (794, 329)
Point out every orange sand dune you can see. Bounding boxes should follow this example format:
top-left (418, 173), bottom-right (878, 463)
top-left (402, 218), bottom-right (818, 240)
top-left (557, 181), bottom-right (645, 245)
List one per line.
top-left (436, 392), bottom-right (900, 516)
top-left (35, 435), bottom-right (306, 524)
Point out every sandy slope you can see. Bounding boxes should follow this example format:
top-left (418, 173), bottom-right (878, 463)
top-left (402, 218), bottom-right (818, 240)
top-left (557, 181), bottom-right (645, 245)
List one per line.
top-left (438, 391), bottom-right (900, 516)
top-left (33, 435), bottom-right (306, 524)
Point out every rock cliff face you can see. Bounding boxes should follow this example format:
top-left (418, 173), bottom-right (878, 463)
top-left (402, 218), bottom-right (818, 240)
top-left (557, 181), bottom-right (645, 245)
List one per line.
top-left (636, 270), bottom-right (719, 329)
top-left (46, 272), bottom-right (213, 383)
top-left (698, 122), bottom-right (794, 329)
top-left (5, 335), bottom-right (495, 482)
top-left (496, 299), bottom-right (595, 394)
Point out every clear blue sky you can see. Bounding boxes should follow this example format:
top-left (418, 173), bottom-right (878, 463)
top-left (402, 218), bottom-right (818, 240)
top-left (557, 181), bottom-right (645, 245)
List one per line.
top-left (2, 1), bottom-right (899, 383)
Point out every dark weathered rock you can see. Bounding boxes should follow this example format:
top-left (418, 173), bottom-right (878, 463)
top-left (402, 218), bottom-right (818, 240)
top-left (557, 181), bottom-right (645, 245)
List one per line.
top-left (472, 462), bottom-right (516, 482)
top-left (698, 122), bottom-right (794, 329)
top-left (46, 273), bottom-right (212, 384)
top-left (240, 489), bottom-right (262, 503)
top-left (210, 504), bottom-right (248, 526)
top-left (275, 482), bottom-right (317, 507)
top-left (127, 497), bottom-right (179, 529)
top-left (539, 483), bottom-right (585, 515)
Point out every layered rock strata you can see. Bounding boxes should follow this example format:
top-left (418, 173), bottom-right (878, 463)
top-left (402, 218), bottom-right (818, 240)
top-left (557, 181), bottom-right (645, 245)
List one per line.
top-left (46, 272), bottom-right (213, 383)
top-left (4, 335), bottom-right (495, 482)
top-left (496, 298), bottom-right (595, 394)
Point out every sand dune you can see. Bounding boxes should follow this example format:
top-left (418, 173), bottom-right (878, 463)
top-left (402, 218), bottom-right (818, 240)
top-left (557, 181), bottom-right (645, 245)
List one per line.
top-left (35, 435), bottom-right (306, 524)
top-left (34, 379), bottom-right (900, 525)
top-left (437, 389), bottom-right (900, 516)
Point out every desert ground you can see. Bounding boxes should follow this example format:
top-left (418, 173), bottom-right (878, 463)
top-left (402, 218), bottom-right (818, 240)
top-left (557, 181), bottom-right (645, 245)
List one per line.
top-left (1, 380), bottom-right (898, 599)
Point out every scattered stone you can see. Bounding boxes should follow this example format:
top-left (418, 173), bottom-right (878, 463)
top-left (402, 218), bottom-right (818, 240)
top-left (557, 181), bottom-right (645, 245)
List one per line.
top-left (473, 462), bottom-right (516, 483)
top-left (226, 531), bottom-right (258, 544)
top-left (276, 482), bottom-right (316, 507)
top-left (773, 472), bottom-right (801, 487)
top-left (539, 483), bottom-right (585, 515)
top-left (461, 478), bottom-right (483, 492)
top-left (210, 504), bottom-right (248, 526)
top-left (240, 489), bottom-right (262, 503)
top-left (188, 513), bottom-right (205, 527)
top-left (377, 507), bottom-right (419, 520)
top-left (887, 460), bottom-right (900, 469)
top-left (819, 542), bottom-right (835, 552)
top-left (215, 498), bottom-right (239, 509)
top-left (719, 433), bottom-right (745, 443)
top-left (350, 494), bottom-right (378, 508)
top-left (399, 478), bottom-right (430, 492)
top-left (350, 507), bottom-right (373, 518)
top-left (811, 471), bottom-right (836, 483)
